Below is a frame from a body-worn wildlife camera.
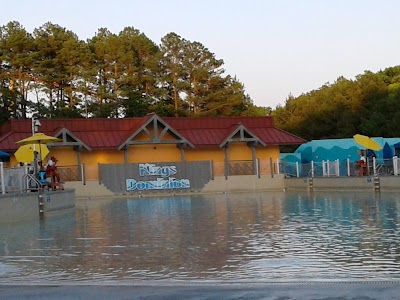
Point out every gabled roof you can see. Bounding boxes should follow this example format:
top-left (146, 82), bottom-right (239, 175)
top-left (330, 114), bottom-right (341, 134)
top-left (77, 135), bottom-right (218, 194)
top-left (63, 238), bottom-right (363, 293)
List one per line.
top-left (118, 114), bottom-right (194, 150)
top-left (219, 124), bottom-right (266, 148)
top-left (53, 128), bottom-right (92, 151)
top-left (0, 115), bottom-right (306, 151)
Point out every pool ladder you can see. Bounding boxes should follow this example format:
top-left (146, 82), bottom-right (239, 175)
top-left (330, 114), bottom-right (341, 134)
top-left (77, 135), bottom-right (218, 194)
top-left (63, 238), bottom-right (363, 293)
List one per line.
top-left (308, 177), bottom-right (314, 191)
top-left (373, 174), bottom-right (380, 191)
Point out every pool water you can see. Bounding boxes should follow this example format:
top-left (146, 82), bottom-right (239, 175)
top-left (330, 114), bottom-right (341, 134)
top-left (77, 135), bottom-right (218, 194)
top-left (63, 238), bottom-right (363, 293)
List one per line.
top-left (0, 191), bottom-right (399, 284)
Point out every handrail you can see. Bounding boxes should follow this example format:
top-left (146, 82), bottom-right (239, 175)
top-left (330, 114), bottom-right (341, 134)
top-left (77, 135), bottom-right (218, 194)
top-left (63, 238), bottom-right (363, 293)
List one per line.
top-left (22, 173), bottom-right (45, 191)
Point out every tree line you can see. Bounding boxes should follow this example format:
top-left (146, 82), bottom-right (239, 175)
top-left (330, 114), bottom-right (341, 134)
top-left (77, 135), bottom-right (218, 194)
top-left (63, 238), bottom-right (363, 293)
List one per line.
top-left (272, 67), bottom-right (400, 141)
top-left (0, 21), bottom-right (266, 124)
top-left (2, 21), bottom-right (399, 142)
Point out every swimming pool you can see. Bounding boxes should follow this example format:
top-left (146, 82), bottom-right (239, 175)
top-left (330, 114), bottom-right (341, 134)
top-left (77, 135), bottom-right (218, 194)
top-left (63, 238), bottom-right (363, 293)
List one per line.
top-left (0, 191), bottom-right (399, 284)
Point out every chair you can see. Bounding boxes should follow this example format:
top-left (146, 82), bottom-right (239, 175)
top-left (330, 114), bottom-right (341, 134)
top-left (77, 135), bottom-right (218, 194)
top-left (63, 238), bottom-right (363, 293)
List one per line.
top-left (38, 171), bottom-right (51, 190)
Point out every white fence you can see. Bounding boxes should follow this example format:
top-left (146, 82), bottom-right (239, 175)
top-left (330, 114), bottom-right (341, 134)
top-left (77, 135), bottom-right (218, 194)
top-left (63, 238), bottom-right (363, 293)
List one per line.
top-left (0, 163), bottom-right (85, 194)
top-left (279, 156), bottom-right (400, 178)
top-left (0, 163), bottom-right (26, 194)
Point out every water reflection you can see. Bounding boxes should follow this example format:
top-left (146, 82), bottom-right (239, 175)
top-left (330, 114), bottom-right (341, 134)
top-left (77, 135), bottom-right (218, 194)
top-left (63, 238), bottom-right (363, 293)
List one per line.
top-left (0, 191), bottom-right (400, 283)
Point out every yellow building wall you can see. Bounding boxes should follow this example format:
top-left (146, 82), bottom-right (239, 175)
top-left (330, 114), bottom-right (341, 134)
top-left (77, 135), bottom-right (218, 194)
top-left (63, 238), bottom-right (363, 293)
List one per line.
top-left (257, 146), bottom-right (280, 175)
top-left (126, 144), bottom-right (181, 163)
top-left (10, 135), bottom-right (281, 180)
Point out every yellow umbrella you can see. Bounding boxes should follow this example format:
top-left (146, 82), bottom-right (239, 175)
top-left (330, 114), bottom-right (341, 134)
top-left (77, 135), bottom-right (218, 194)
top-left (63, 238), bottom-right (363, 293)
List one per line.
top-left (16, 132), bottom-right (62, 145)
top-left (14, 144), bottom-right (50, 163)
top-left (353, 134), bottom-right (382, 151)
top-left (16, 132), bottom-right (61, 166)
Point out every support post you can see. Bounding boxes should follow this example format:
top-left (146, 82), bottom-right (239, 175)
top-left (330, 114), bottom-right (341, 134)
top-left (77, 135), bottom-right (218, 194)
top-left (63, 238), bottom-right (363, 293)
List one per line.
top-left (76, 146), bottom-right (82, 180)
top-left (124, 146), bottom-right (128, 164)
top-left (38, 190), bottom-right (44, 218)
top-left (269, 157), bottom-right (273, 178)
top-left (373, 157), bottom-right (377, 176)
top-left (81, 163), bottom-right (86, 185)
top-left (311, 160), bottom-right (314, 177)
top-left (181, 146), bottom-right (185, 161)
top-left (0, 162), bottom-right (4, 194)
top-left (336, 159), bottom-right (340, 176)
top-left (251, 143), bottom-right (256, 175)
top-left (327, 160), bottom-right (330, 177)
top-left (347, 158), bottom-right (350, 176)
top-left (98, 163), bottom-right (102, 184)
top-left (224, 145), bottom-right (229, 180)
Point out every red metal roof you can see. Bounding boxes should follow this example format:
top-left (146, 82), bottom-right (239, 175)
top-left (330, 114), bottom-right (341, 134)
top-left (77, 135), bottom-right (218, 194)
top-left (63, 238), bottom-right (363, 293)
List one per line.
top-left (0, 116), bottom-right (306, 151)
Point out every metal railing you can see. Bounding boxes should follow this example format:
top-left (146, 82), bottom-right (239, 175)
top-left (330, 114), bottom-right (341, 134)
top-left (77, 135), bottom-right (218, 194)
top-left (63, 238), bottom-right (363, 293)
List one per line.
top-left (22, 173), bottom-right (45, 192)
top-left (228, 160), bottom-right (255, 176)
top-left (0, 164), bottom-right (85, 194)
top-left (57, 165), bottom-right (83, 181)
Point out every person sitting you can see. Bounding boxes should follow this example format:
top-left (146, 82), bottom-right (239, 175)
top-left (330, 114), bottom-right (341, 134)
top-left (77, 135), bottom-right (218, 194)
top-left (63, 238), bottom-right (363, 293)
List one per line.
top-left (46, 156), bottom-right (62, 190)
top-left (356, 160), bottom-right (365, 176)
top-left (355, 150), bottom-right (367, 176)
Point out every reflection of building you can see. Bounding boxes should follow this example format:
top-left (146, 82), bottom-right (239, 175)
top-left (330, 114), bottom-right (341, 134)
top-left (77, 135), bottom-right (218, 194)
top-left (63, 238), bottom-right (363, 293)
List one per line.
top-left (0, 114), bottom-right (305, 180)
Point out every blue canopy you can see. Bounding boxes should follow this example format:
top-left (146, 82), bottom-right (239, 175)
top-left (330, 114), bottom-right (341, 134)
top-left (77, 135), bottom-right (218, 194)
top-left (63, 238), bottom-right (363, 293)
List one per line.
top-left (0, 150), bottom-right (10, 157)
top-left (394, 142), bottom-right (400, 149)
top-left (383, 142), bottom-right (393, 159)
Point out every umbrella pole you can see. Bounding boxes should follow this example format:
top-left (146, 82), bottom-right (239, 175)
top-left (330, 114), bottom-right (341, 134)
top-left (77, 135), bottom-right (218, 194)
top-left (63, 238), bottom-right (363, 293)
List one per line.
top-left (33, 151), bottom-right (38, 175)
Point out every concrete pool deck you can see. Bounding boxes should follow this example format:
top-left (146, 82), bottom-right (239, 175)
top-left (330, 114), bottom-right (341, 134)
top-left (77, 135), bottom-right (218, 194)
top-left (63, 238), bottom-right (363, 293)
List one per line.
top-left (1, 282), bottom-right (400, 299)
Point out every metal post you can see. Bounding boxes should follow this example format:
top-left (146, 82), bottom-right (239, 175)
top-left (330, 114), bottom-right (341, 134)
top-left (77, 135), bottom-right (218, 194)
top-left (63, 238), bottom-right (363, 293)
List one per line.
top-left (373, 157), bottom-right (377, 176)
top-left (224, 145), bottom-right (229, 180)
top-left (296, 162), bottom-right (299, 177)
top-left (38, 190), bottom-right (44, 218)
top-left (98, 163), bottom-right (102, 184)
top-left (347, 158), bottom-right (350, 176)
top-left (311, 161), bottom-right (314, 177)
top-left (0, 162), bottom-right (4, 194)
top-left (336, 159), bottom-right (340, 176)
top-left (276, 159), bottom-right (280, 174)
top-left (251, 144), bottom-right (256, 175)
top-left (327, 160), bottom-right (330, 177)
top-left (394, 156), bottom-right (398, 176)
top-left (81, 163), bottom-right (86, 185)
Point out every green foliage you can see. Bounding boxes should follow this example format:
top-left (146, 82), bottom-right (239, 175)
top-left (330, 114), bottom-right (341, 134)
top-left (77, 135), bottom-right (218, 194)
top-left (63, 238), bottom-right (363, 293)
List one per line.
top-left (273, 68), bottom-right (400, 139)
top-left (0, 21), bottom-right (259, 122)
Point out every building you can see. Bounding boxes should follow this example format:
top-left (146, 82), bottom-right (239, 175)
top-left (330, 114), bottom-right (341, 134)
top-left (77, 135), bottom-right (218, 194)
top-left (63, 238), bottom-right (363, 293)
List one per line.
top-left (0, 114), bottom-right (305, 182)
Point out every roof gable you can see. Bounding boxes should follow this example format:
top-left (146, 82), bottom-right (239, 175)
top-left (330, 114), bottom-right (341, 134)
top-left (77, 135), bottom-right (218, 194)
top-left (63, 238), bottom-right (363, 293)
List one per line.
top-left (118, 114), bottom-right (195, 150)
top-left (53, 128), bottom-right (92, 151)
top-left (219, 124), bottom-right (266, 148)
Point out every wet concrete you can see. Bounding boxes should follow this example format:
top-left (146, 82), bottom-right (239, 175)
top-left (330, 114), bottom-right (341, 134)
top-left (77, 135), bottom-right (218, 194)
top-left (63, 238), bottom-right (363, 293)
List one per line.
top-left (1, 282), bottom-right (400, 299)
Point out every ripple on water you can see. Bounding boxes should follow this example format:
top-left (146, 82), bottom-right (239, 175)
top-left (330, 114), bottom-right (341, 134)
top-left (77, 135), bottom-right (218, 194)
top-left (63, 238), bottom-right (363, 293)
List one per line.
top-left (1, 192), bottom-right (400, 282)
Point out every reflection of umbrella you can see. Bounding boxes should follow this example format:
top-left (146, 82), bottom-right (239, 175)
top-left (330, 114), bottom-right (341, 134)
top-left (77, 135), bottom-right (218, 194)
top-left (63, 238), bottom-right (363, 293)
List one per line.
top-left (353, 134), bottom-right (382, 151)
top-left (14, 144), bottom-right (50, 163)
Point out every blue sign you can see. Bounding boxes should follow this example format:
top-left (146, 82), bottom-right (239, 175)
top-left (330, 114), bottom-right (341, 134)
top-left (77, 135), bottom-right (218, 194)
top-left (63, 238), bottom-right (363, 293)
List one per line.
top-left (139, 163), bottom-right (177, 177)
top-left (126, 163), bottom-right (190, 191)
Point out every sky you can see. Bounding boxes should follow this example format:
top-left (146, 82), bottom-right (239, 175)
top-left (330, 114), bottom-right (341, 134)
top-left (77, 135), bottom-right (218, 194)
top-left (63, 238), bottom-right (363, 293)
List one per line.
top-left (2, 0), bottom-right (400, 109)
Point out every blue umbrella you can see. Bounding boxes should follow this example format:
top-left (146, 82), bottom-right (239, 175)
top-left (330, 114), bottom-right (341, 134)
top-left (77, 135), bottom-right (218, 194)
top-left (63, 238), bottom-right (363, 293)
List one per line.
top-left (383, 142), bottom-right (393, 159)
top-left (0, 150), bottom-right (11, 157)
